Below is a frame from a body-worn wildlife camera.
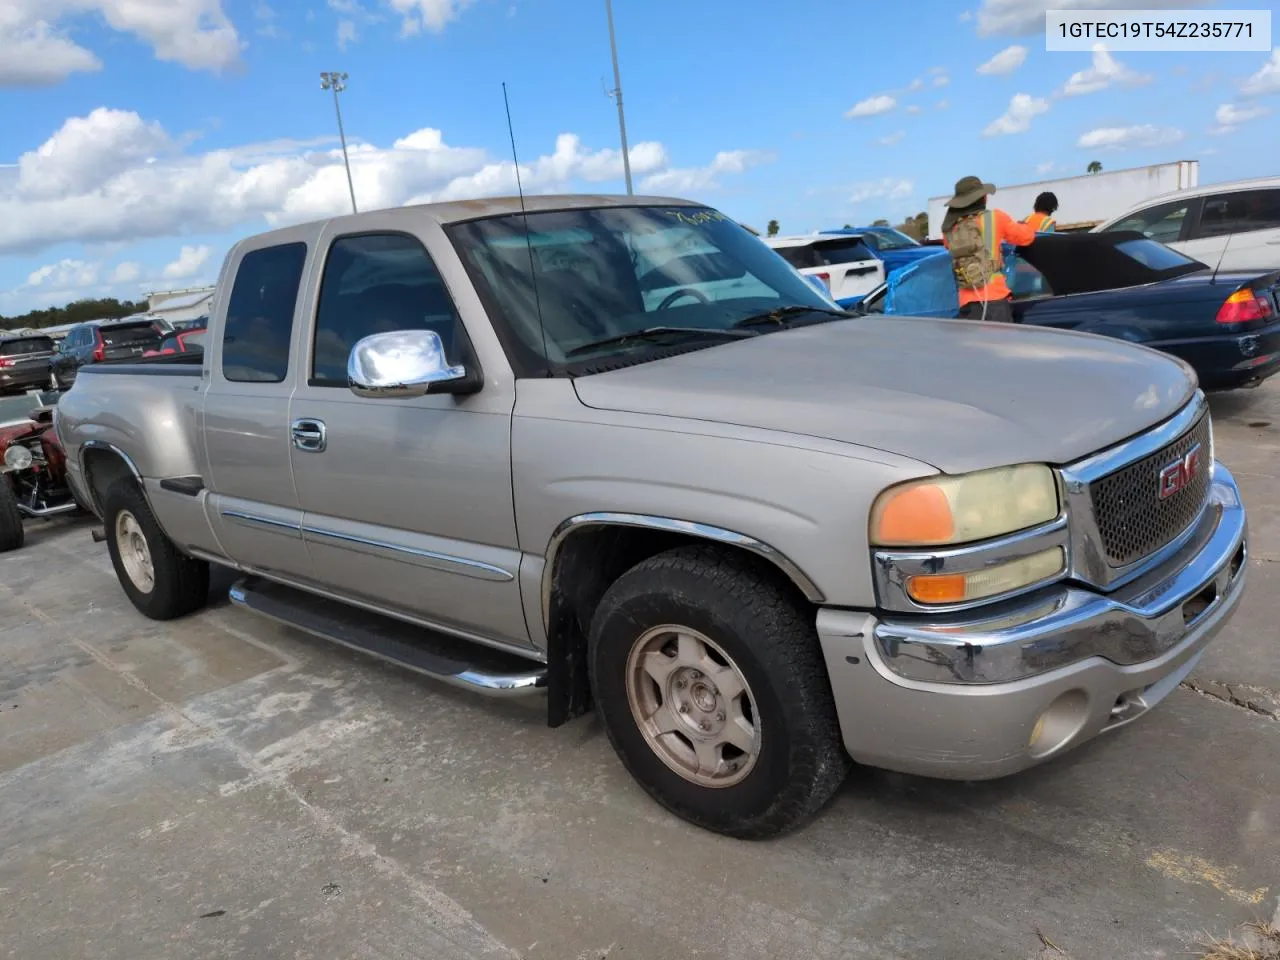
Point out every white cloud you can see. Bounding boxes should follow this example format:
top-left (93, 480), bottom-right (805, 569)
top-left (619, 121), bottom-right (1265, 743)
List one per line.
top-left (1035, 161), bottom-right (1056, 175)
top-left (959, 9), bottom-right (973, 21)
top-left (1061, 43), bottom-right (1151, 95)
top-left (1241, 48), bottom-right (1280, 97)
top-left (0, 21), bottom-right (102, 86)
top-left (936, 98), bottom-right (951, 110)
top-left (163, 245), bottom-right (212, 279)
top-left (27, 259), bottom-right (99, 289)
top-left (111, 262), bottom-right (142, 284)
top-left (933, 73), bottom-right (950, 88)
top-left (844, 95), bottom-right (896, 119)
top-left (905, 105), bottom-right (922, 115)
top-left (977, 44), bottom-right (1027, 76)
top-left (874, 131), bottom-right (906, 147)
top-left (976, 0), bottom-right (1201, 37)
top-left (1210, 101), bottom-right (1271, 135)
top-left (0, 1), bottom-right (241, 86)
top-left (983, 93), bottom-right (1049, 136)
top-left (337, 19), bottom-right (358, 47)
top-left (0, 108), bottom-right (763, 255)
top-left (388, 0), bottom-right (474, 34)
top-left (638, 149), bottom-right (772, 194)
top-left (1076, 124), bottom-right (1185, 150)
top-left (848, 178), bottom-right (913, 204)
top-left (907, 78), bottom-right (924, 92)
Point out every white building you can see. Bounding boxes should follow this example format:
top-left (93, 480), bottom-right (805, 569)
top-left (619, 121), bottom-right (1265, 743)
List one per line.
top-left (147, 285), bottom-right (215, 326)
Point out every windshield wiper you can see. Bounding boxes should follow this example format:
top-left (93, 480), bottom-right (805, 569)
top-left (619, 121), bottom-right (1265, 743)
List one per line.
top-left (565, 326), bottom-right (754, 358)
top-left (732, 304), bottom-right (850, 330)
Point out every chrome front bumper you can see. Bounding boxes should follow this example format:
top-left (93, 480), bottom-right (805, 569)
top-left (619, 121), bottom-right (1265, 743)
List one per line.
top-left (817, 461), bottom-right (1248, 780)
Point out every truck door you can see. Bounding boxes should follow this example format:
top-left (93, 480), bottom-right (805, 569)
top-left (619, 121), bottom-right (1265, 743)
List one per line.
top-left (202, 236), bottom-right (315, 582)
top-left (286, 228), bottom-right (530, 651)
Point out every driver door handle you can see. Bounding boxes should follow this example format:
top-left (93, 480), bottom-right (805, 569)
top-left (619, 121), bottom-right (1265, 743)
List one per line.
top-left (291, 418), bottom-right (327, 453)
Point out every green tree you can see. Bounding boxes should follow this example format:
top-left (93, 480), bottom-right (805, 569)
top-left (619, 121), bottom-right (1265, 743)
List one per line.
top-left (766, 219), bottom-right (779, 237)
top-left (1087, 160), bottom-right (1102, 175)
top-left (894, 212), bottom-right (930, 242)
top-left (0, 297), bottom-right (145, 331)
top-left (872, 218), bottom-right (890, 227)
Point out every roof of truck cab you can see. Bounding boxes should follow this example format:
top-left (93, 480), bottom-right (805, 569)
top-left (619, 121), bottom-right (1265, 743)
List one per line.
top-left (422, 193), bottom-right (698, 224)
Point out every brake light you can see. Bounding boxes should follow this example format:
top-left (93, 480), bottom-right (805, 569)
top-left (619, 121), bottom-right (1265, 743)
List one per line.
top-left (0, 358), bottom-right (13, 368)
top-left (1216, 288), bottom-right (1274, 324)
top-left (814, 271), bottom-right (831, 289)
top-left (92, 330), bottom-right (105, 362)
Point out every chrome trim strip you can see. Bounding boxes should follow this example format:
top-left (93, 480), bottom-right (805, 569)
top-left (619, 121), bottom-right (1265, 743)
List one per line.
top-left (16, 502), bottom-right (79, 518)
top-left (540, 512), bottom-right (826, 631)
top-left (302, 525), bottom-right (515, 582)
top-left (872, 515), bottom-right (1070, 615)
top-left (220, 510), bottom-right (303, 538)
top-left (1060, 392), bottom-right (1211, 589)
top-left (872, 462), bottom-right (1247, 685)
top-left (229, 582), bottom-right (545, 697)
top-left (80, 439), bottom-right (143, 482)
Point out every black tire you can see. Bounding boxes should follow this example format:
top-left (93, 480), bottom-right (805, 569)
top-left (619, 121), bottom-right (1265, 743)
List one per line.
top-left (588, 546), bottom-right (850, 839)
top-left (103, 479), bottom-right (209, 620)
top-left (0, 480), bottom-right (24, 553)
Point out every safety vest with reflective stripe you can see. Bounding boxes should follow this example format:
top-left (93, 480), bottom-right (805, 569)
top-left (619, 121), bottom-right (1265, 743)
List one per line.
top-left (1024, 212), bottom-right (1056, 232)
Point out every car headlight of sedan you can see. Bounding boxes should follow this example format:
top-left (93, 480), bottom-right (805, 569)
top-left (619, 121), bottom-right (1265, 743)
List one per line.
top-left (870, 464), bottom-right (1065, 608)
top-left (3, 444), bottom-right (33, 472)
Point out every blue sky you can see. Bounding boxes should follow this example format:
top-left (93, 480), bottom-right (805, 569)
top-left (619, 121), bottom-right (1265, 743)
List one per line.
top-left (2, 0), bottom-right (1279, 314)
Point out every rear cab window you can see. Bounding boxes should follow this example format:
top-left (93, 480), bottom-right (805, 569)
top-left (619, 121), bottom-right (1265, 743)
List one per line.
top-left (222, 242), bottom-right (308, 383)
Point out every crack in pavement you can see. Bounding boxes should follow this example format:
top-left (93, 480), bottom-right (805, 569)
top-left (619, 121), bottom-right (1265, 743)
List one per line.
top-left (1181, 676), bottom-right (1280, 721)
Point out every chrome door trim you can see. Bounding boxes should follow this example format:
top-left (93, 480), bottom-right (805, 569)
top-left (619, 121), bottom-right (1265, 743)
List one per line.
top-left (540, 512), bottom-right (826, 631)
top-left (302, 524), bottom-right (515, 582)
top-left (221, 509), bottom-right (303, 538)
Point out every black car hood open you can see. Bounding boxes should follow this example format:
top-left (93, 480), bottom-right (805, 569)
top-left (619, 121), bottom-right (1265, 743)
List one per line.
top-left (1016, 231), bottom-right (1208, 296)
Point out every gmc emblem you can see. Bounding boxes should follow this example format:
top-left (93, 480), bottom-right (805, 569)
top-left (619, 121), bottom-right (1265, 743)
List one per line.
top-left (1158, 444), bottom-right (1201, 500)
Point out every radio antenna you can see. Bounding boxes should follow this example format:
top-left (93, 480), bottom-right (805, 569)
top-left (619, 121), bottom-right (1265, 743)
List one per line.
top-left (1210, 231), bottom-right (1232, 285)
top-left (502, 81), bottom-right (550, 376)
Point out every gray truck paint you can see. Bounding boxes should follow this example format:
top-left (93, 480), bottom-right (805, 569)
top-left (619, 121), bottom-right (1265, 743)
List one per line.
top-left (55, 194), bottom-right (1242, 783)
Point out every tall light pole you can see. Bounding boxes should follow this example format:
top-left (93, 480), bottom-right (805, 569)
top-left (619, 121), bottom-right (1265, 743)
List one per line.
top-left (320, 71), bottom-right (358, 214)
top-left (603, 0), bottom-right (633, 195)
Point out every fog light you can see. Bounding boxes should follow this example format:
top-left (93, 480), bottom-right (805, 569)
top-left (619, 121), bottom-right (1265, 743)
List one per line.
top-left (1028, 689), bottom-right (1090, 759)
top-left (3, 444), bottom-right (32, 472)
top-left (905, 547), bottom-right (1065, 605)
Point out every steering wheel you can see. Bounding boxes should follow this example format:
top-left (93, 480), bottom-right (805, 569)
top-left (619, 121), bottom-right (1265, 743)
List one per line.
top-left (657, 287), bottom-right (712, 310)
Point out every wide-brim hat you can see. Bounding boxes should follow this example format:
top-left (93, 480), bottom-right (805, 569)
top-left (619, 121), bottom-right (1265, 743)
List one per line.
top-left (947, 175), bottom-right (996, 208)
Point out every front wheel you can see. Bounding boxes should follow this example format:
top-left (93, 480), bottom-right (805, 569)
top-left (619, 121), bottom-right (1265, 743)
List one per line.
top-left (0, 480), bottom-right (24, 552)
top-left (588, 546), bottom-right (850, 838)
top-left (103, 480), bottom-right (209, 620)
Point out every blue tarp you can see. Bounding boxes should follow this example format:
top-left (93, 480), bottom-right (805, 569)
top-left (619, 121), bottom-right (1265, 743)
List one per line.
top-left (881, 244), bottom-right (1020, 317)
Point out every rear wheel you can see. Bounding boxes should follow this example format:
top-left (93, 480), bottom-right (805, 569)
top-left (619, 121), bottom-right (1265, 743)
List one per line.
top-left (0, 481), bottom-right (24, 552)
top-left (103, 480), bottom-right (209, 620)
top-left (588, 546), bottom-right (850, 838)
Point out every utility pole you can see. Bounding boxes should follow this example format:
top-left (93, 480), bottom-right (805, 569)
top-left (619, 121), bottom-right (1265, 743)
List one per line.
top-left (603, 0), bottom-right (633, 195)
top-left (320, 71), bottom-right (358, 214)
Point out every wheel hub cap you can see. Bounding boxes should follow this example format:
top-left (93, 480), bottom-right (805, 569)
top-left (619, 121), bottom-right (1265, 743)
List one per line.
top-left (625, 625), bottom-right (760, 789)
top-left (115, 510), bottom-right (155, 594)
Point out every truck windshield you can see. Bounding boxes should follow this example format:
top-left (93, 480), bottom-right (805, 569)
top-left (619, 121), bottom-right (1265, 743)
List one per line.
top-left (448, 205), bottom-right (842, 373)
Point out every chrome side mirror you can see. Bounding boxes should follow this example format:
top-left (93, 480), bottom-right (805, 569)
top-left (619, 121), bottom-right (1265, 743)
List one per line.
top-left (347, 330), bottom-right (475, 399)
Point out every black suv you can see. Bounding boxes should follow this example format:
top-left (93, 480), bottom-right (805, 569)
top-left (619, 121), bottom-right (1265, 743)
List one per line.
top-left (0, 333), bottom-right (58, 395)
top-left (50, 319), bottom-right (166, 388)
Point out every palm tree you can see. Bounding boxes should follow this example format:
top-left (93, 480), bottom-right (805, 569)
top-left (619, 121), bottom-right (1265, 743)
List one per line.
top-left (766, 219), bottom-right (779, 237)
top-left (1087, 160), bottom-right (1102, 175)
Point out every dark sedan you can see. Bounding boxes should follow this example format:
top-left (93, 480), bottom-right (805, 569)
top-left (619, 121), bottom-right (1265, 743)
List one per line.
top-left (857, 231), bottom-right (1280, 390)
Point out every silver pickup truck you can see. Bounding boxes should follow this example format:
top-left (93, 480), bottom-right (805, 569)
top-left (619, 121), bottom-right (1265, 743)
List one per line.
top-left (55, 195), bottom-right (1248, 838)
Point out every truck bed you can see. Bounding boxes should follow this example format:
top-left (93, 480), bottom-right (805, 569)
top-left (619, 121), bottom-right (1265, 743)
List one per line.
top-left (78, 354), bottom-right (203, 377)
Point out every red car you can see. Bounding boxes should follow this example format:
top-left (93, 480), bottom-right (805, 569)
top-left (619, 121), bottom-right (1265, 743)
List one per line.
top-left (142, 328), bottom-right (207, 358)
top-left (0, 392), bottom-right (81, 552)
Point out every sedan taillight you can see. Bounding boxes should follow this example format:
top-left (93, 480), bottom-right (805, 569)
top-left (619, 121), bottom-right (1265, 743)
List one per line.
top-left (1217, 288), bottom-right (1274, 324)
top-left (92, 331), bottom-right (106, 362)
top-left (0, 358), bottom-right (14, 368)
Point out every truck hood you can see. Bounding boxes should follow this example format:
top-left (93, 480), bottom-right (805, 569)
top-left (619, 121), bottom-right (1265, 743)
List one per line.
top-left (571, 317), bottom-right (1197, 474)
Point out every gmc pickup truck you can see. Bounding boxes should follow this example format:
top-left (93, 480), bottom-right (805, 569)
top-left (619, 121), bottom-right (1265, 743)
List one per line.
top-left (55, 195), bottom-right (1249, 838)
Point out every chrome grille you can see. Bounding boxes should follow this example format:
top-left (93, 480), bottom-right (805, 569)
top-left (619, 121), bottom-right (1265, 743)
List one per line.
top-left (1088, 413), bottom-right (1211, 567)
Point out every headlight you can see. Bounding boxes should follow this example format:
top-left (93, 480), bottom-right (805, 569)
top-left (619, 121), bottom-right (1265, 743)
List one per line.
top-left (4, 444), bottom-right (33, 472)
top-left (870, 464), bottom-right (1059, 548)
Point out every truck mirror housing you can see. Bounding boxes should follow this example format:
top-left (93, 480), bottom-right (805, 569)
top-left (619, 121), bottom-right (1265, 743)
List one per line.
top-left (347, 329), bottom-right (477, 398)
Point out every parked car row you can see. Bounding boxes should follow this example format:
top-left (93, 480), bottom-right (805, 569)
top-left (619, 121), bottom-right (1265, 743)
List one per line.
top-left (0, 317), bottom-right (208, 397)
